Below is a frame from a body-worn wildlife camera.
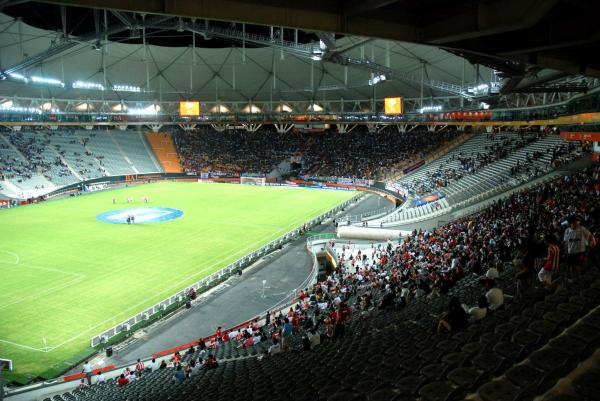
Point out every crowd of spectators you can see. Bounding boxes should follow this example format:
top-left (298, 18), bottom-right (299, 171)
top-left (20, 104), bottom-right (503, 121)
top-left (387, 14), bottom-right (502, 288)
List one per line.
top-left (0, 130), bottom-right (109, 188)
top-left (80, 161), bottom-right (598, 393)
top-left (2, 132), bottom-right (74, 184)
top-left (402, 131), bottom-right (550, 195)
top-left (175, 125), bottom-right (460, 180)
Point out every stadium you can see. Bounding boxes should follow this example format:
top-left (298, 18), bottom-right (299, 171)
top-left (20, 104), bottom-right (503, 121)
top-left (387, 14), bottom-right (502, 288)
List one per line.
top-left (0, 1), bottom-right (599, 400)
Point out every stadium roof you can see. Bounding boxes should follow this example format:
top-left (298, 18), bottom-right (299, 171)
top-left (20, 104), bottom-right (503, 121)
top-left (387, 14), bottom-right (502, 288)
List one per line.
top-left (0, 1), bottom-right (596, 107)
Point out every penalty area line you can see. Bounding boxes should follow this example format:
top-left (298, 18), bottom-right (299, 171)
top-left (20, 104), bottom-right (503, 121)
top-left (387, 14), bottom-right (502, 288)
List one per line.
top-left (0, 338), bottom-right (50, 353)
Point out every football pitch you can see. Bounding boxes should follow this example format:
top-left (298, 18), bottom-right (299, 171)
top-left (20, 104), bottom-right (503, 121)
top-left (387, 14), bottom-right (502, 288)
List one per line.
top-left (0, 181), bottom-right (355, 381)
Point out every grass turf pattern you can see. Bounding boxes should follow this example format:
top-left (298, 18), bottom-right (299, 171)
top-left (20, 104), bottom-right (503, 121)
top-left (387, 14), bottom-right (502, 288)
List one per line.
top-left (0, 182), bottom-right (354, 381)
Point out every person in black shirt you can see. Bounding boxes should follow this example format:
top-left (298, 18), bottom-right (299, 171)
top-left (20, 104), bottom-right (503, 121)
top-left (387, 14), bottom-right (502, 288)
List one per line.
top-left (437, 296), bottom-right (468, 334)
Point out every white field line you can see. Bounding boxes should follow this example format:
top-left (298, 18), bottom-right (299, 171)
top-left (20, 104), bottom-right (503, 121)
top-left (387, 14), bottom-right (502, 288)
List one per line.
top-left (44, 224), bottom-right (295, 352)
top-left (0, 338), bottom-right (48, 352)
top-left (0, 274), bottom-right (85, 312)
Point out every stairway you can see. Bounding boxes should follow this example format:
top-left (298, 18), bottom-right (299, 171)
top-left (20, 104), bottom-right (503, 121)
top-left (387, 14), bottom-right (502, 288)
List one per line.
top-left (144, 132), bottom-right (183, 173)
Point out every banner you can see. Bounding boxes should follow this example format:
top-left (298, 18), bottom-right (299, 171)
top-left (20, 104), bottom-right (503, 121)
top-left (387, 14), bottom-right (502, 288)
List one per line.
top-left (560, 132), bottom-right (600, 141)
top-left (412, 192), bottom-right (445, 207)
top-left (403, 160), bottom-right (425, 174)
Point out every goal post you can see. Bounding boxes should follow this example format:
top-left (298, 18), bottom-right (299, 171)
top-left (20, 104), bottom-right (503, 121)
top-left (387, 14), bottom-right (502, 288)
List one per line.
top-left (240, 176), bottom-right (266, 186)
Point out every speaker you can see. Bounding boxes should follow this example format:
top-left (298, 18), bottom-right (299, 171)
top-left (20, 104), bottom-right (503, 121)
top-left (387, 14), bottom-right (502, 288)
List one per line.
top-left (186, 301), bottom-right (192, 309)
top-left (106, 347), bottom-right (113, 357)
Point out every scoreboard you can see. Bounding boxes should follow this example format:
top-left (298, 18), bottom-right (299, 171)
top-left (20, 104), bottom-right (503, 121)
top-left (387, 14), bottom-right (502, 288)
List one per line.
top-left (179, 101), bottom-right (200, 116)
top-left (384, 97), bottom-right (402, 114)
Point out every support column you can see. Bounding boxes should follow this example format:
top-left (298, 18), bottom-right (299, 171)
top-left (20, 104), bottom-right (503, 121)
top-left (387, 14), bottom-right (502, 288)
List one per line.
top-left (243, 123), bottom-right (262, 133)
top-left (274, 123), bottom-right (294, 134)
top-left (366, 123), bottom-right (378, 133)
top-left (179, 123), bottom-right (198, 131)
top-left (147, 124), bottom-right (163, 133)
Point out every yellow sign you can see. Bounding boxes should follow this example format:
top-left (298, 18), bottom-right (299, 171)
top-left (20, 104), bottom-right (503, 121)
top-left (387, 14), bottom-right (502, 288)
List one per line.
top-left (179, 101), bottom-right (200, 116)
top-left (384, 97), bottom-right (402, 114)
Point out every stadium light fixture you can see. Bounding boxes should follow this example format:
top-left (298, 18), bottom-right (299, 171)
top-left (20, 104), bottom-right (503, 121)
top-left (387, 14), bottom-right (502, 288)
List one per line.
top-left (128, 104), bottom-right (160, 115)
top-left (40, 102), bottom-right (60, 112)
top-left (112, 84), bottom-right (141, 93)
top-left (0, 105), bottom-right (42, 114)
top-left (73, 81), bottom-right (105, 91)
top-left (31, 76), bottom-right (65, 87)
top-left (243, 104), bottom-right (262, 113)
top-left (275, 104), bottom-right (292, 113)
top-left (368, 74), bottom-right (387, 86)
top-left (308, 103), bottom-right (323, 112)
top-left (8, 72), bottom-right (28, 83)
top-left (419, 105), bottom-right (443, 113)
top-left (210, 104), bottom-right (230, 113)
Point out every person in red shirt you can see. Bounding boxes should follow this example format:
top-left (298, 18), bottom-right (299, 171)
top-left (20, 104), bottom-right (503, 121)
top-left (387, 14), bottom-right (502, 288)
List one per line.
top-left (215, 327), bottom-right (223, 343)
top-left (171, 351), bottom-right (182, 364)
top-left (117, 374), bottom-right (129, 387)
top-left (538, 234), bottom-right (560, 287)
top-left (135, 359), bottom-right (144, 373)
top-left (204, 354), bottom-right (217, 369)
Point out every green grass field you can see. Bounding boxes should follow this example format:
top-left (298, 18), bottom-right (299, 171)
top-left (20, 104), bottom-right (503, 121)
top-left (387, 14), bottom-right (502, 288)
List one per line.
top-left (0, 182), bottom-right (354, 381)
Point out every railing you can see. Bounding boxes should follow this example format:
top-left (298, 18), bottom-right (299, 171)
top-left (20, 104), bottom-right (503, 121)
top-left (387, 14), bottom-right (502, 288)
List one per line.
top-left (343, 204), bottom-right (394, 223)
top-left (89, 193), bottom-right (362, 347)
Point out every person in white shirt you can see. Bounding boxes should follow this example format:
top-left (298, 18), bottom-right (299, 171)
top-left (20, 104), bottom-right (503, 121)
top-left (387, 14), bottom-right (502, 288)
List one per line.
top-left (465, 296), bottom-right (488, 322)
top-left (307, 328), bottom-right (321, 348)
top-left (485, 267), bottom-right (499, 280)
top-left (564, 216), bottom-right (593, 277)
top-left (96, 372), bottom-right (106, 384)
top-left (268, 338), bottom-right (281, 355)
top-left (150, 358), bottom-right (160, 372)
top-left (82, 361), bottom-right (93, 386)
top-left (484, 279), bottom-right (504, 310)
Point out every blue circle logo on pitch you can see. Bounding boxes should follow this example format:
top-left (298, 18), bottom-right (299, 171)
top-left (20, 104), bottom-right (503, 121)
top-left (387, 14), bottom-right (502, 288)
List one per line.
top-left (97, 207), bottom-right (183, 224)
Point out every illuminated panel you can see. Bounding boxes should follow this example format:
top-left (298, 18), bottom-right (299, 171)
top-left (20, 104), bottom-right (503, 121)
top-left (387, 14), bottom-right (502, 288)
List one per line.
top-left (384, 97), bottom-right (402, 114)
top-left (179, 101), bottom-right (200, 116)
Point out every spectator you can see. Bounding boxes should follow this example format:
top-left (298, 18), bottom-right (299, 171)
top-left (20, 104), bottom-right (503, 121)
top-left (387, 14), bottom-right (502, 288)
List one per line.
top-left (484, 279), bottom-right (504, 311)
top-left (81, 361), bottom-right (92, 386)
top-left (96, 372), bottom-right (106, 385)
top-left (117, 374), bottom-right (129, 387)
top-left (268, 338), bottom-right (281, 355)
top-left (466, 296), bottom-right (488, 322)
top-left (539, 234), bottom-right (560, 288)
top-left (173, 364), bottom-right (185, 383)
top-left (564, 215), bottom-right (593, 279)
top-left (438, 296), bottom-right (468, 334)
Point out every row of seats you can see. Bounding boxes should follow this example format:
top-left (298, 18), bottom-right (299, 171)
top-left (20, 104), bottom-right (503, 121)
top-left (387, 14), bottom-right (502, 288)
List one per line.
top-left (47, 255), bottom-right (600, 401)
top-left (380, 133), bottom-right (580, 225)
top-left (0, 130), bottom-right (163, 197)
